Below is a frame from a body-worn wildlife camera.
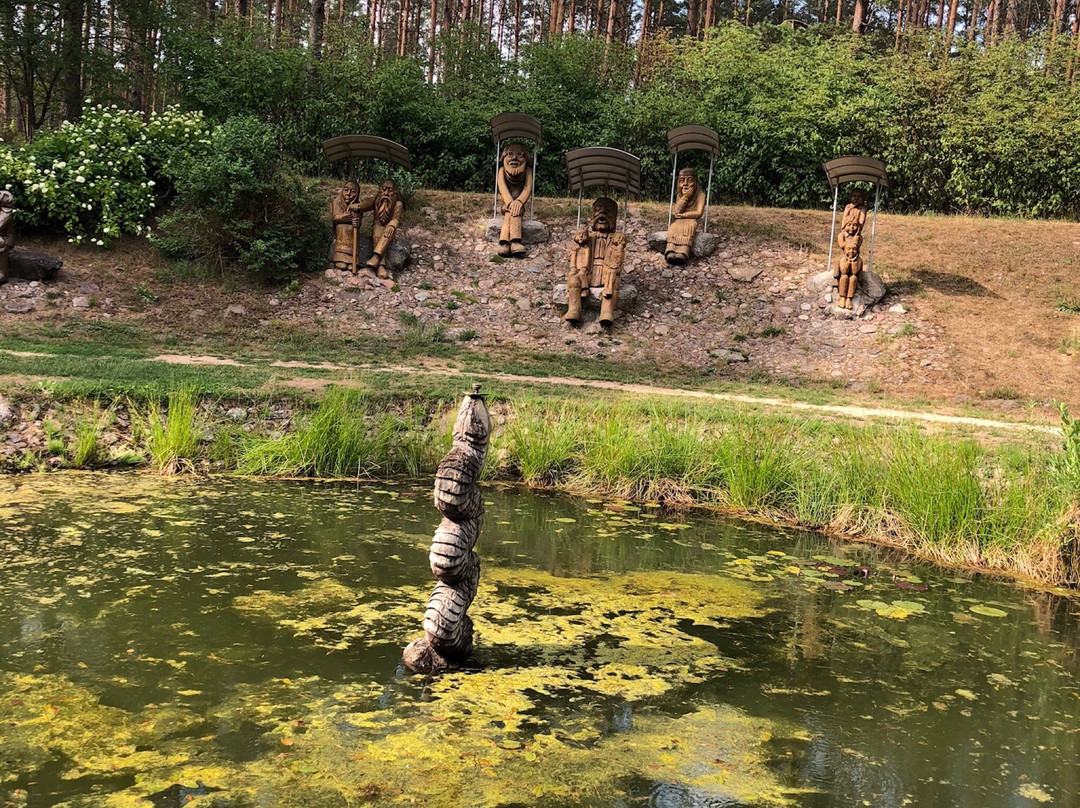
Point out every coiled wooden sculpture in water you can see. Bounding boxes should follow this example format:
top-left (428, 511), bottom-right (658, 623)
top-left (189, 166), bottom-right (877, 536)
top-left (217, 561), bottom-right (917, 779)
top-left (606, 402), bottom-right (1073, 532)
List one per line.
top-left (403, 384), bottom-right (491, 674)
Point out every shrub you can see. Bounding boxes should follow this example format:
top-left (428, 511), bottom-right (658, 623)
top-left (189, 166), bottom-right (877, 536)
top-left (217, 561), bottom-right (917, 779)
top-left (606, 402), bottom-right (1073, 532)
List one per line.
top-left (152, 115), bottom-right (325, 281)
top-left (0, 104), bottom-right (207, 245)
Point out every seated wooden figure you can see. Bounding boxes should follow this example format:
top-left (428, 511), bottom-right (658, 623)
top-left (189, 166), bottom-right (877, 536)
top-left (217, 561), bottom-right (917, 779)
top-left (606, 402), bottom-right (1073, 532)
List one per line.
top-left (496, 143), bottom-right (533, 258)
top-left (365, 179), bottom-right (403, 279)
top-left (564, 197), bottom-right (627, 327)
top-left (665, 168), bottom-right (705, 265)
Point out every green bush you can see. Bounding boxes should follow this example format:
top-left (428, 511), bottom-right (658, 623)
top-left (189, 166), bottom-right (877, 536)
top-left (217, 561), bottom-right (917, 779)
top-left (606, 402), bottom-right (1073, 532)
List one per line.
top-left (152, 115), bottom-right (325, 281)
top-left (0, 104), bottom-right (207, 245)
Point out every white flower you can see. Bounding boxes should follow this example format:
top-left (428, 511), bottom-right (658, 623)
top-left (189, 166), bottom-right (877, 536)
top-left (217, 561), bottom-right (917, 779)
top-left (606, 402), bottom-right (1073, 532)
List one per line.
top-left (75, 175), bottom-right (86, 183)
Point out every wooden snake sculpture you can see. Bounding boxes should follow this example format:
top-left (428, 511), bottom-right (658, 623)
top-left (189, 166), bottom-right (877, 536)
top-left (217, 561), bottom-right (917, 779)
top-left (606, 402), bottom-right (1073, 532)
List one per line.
top-left (403, 384), bottom-right (490, 674)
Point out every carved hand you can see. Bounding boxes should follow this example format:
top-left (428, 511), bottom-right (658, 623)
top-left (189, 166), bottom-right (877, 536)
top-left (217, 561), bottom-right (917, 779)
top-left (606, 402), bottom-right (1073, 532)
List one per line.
top-left (383, 225), bottom-right (397, 241)
top-left (508, 199), bottom-right (524, 216)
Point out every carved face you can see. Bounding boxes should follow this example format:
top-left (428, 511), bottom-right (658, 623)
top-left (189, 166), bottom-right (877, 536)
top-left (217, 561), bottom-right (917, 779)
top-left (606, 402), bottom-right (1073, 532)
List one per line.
top-left (677, 169), bottom-right (699, 197)
top-left (848, 189), bottom-right (867, 208)
top-left (844, 242), bottom-right (860, 258)
top-left (340, 182), bottom-right (359, 205)
top-left (0, 190), bottom-right (12, 210)
top-left (843, 219), bottom-right (861, 237)
top-left (590, 197), bottom-right (618, 234)
top-left (375, 180), bottom-right (400, 224)
top-left (502, 144), bottom-right (529, 180)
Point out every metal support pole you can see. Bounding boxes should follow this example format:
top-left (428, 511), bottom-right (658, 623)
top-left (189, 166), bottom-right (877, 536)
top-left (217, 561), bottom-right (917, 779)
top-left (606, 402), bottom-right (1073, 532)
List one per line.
top-left (667, 149), bottom-right (679, 229)
top-left (703, 154), bottom-right (715, 234)
top-left (826, 184), bottom-right (839, 278)
top-left (492, 141), bottom-right (503, 219)
top-left (868, 182), bottom-right (882, 274)
top-left (576, 186), bottom-right (584, 228)
top-left (530, 147), bottom-right (538, 220)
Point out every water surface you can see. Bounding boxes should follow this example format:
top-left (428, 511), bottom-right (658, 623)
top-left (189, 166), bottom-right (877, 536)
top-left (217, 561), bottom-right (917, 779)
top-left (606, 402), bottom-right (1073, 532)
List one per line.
top-left (0, 474), bottom-right (1077, 807)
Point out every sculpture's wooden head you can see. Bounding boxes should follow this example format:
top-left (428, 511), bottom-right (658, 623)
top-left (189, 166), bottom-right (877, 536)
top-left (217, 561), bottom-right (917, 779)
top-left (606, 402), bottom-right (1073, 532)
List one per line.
top-left (589, 197), bottom-right (618, 234)
top-left (501, 143), bottom-right (529, 181)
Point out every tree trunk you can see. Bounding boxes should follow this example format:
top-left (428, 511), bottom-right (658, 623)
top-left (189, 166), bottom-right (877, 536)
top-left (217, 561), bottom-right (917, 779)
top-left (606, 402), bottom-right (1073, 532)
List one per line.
top-left (605, 0), bottom-right (617, 41)
top-left (310, 0), bottom-right (327, 56)
top-left (703, 0), bottom-right (715, 31)
top-left (945, 0), bottom-right (959, 43)
top-left (835, 0), bottom-right (842, 24)
top-left (852, 0), bottom-right (865, 30)
top-left (967, 0), bottom-right (979, 39)
top-left (61, 0), bottom-right (86, 121)
top-left (428, 0), bottom-right (438, 78)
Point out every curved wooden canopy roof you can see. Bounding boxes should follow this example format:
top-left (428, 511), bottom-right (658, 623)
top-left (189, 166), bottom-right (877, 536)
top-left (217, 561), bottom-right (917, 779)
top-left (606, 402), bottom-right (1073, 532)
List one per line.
top-left (322, 136), bottom-right (412, 170)
top-left (666, 125), bottom-right (721, 156)
top-left (565, 147), bottom-right (641, 197)
top-left (490, 112), bottom-right (543, 147)
top-left (823, 156), bottom-right (889, 189)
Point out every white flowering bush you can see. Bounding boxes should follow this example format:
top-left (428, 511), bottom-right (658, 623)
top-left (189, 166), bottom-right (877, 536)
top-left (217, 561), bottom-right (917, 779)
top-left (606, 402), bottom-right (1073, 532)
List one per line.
top-left (0, 104), bottom-right (208, 246)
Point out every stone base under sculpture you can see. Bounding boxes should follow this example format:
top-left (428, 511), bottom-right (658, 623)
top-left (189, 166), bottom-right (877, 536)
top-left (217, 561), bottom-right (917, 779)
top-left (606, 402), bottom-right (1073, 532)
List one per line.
top-left (326, 239), bottom-right (411, 276)
top-left (646, 231), bottom-right (720, 262)
top-left (485, 218), bottom-right (551, 247)
top-left (806, 269), bottom-right (886, 317)
top-left (551, 283), bottom-right (638, 318)
top-left (1, 249), bottom-right (63, 284)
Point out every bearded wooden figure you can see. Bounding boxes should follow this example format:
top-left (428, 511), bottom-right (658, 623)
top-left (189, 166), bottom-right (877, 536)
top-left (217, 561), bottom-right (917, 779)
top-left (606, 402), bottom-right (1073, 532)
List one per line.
top-left (366, 179), bottom-right (404, 279)
top-left (564, 197), bottom-right (627, 327)
top-left (665, 168), bottom-right (705, 265)
top-left (834, 189), bottom-right (867, 310)
top-left (496, 144), bottom-right (533, 258)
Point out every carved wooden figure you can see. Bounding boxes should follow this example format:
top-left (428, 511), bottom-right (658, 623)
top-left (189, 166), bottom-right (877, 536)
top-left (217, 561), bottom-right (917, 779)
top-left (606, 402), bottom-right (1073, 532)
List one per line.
top-left (664, 168), bottom-right (705, 265)
top-left (366, 179), bottom-right (403, 279)
top-left (0, 191), bottom-right (13, 284)
top-left (564, 197), bottom-right (626, 327)
top-left (330, 181), bottom-right (365, 272)
top-left (403, 385), bottom-right (491, 675)
top-left (496, 143), bottom-right (533, 258)
top-left (834, 190), bottom-right (868, 310)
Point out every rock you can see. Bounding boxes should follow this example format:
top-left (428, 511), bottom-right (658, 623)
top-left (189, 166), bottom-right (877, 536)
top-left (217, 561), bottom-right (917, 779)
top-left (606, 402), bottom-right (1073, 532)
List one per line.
top-left (225, 304), bottom-right (246, 316)
top-left (415, 292), bottom-right (429, 302)
top-left (889, 303), bottom-right (907, 314)
top-left (485, 218), bottom-right (551, 246)
top-left (4, 299), bottom-right (33, 313)
top-left (2, 248), bottom-right (63, 283)
top-left (713, 349), bottom-right (748, 363)
top-left (726, 263), bottom-right (765, 283)
top-left (858, 270), bottom-right (887, 304)
top-left (0, 396), bottom-right (12, 427)
top-left (806, 271), bottom-right (835, 295)
top-left (646, 230), bottom-right (720, 261)
top-left (352, 239), bottom-right (412, 274)
top-left (654, 324), bottom-right (670, 336)
top-left (71, 296), bottom-right (90, 308)
top-left (227, 407), bottom-right (248, 423)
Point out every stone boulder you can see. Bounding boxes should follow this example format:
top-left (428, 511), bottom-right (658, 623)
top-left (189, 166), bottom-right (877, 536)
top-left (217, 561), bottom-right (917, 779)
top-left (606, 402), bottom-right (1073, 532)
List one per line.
top-left (646, 230), bottom-right (720, 261)
top-left (328, 238), bottom-right (411, 275)
top-left (807, 269), bottom-right (886, 317)
top-left (1, 249), bottom-right (62, 283)
top-left (486, 218), bottom-right (551, 246)
top-left (806, 270), bottom-right (835, 295)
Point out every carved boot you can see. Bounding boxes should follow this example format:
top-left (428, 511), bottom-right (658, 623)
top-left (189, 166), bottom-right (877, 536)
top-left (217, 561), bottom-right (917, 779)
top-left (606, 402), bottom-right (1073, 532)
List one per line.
top-left (366, 253), bottom-right (381, 271)
top-left (599, 293), bottom-right (616, 327)
top-left (564, 288), bottom-right (583, 324)
top-left (497, 241), bottom-right (511, 257)
top-left (509, 239), bottom-right (527, 257)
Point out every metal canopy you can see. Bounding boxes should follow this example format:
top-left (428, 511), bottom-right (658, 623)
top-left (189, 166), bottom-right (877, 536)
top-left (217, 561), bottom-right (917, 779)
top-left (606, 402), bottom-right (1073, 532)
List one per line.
top-left (666, 125), bottom-right (720, 157)
top-left (823, 156), bottom-right (889, 189)
top-left (666, 125), bottom-right (720, 234)
top-left (322, 135), bottom-right (412, 170)
top-left (824, 156), bottom-right (888, 276)
top-left (490, 112), bottom-right (543, 147)
top-left (565, 147), bottom-right (641, 197)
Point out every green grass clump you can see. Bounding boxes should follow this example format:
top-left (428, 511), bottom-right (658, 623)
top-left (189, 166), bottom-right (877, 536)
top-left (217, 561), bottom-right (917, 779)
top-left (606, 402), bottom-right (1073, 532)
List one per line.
top-left (139, 390), bottom-right (202, 474)
top-left (237, 388), bottom-right (446, 478)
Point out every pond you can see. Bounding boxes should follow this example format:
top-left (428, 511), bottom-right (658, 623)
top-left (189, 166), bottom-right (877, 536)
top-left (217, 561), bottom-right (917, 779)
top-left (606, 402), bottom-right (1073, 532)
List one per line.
top-left (0, 474), bottom-right (1077, 807)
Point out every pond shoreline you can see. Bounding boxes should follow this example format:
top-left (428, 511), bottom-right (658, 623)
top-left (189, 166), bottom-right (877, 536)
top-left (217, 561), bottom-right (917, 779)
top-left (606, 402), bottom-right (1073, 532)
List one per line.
top-left (1, 386), bottom-right (1078, 592)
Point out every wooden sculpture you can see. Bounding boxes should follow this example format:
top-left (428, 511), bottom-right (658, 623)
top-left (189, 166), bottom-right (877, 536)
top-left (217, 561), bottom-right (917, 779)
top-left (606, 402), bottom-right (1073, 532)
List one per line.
top-left (664, 168), bottom-right (705, 265)
top-left (366, 179), bottom-right (403, 279)
top-left (834, 189), bottom-right (867, 309)
top-left (0, 191), bottom-right (13, 284)
top-left (496, 143), bottom-right (533, 258)
top-left (564, 197), bottom-right (627, 327)
top-left (403, 384), bottom-right (491, 675)
top-left (330, 181), bottom-right (365, 272)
